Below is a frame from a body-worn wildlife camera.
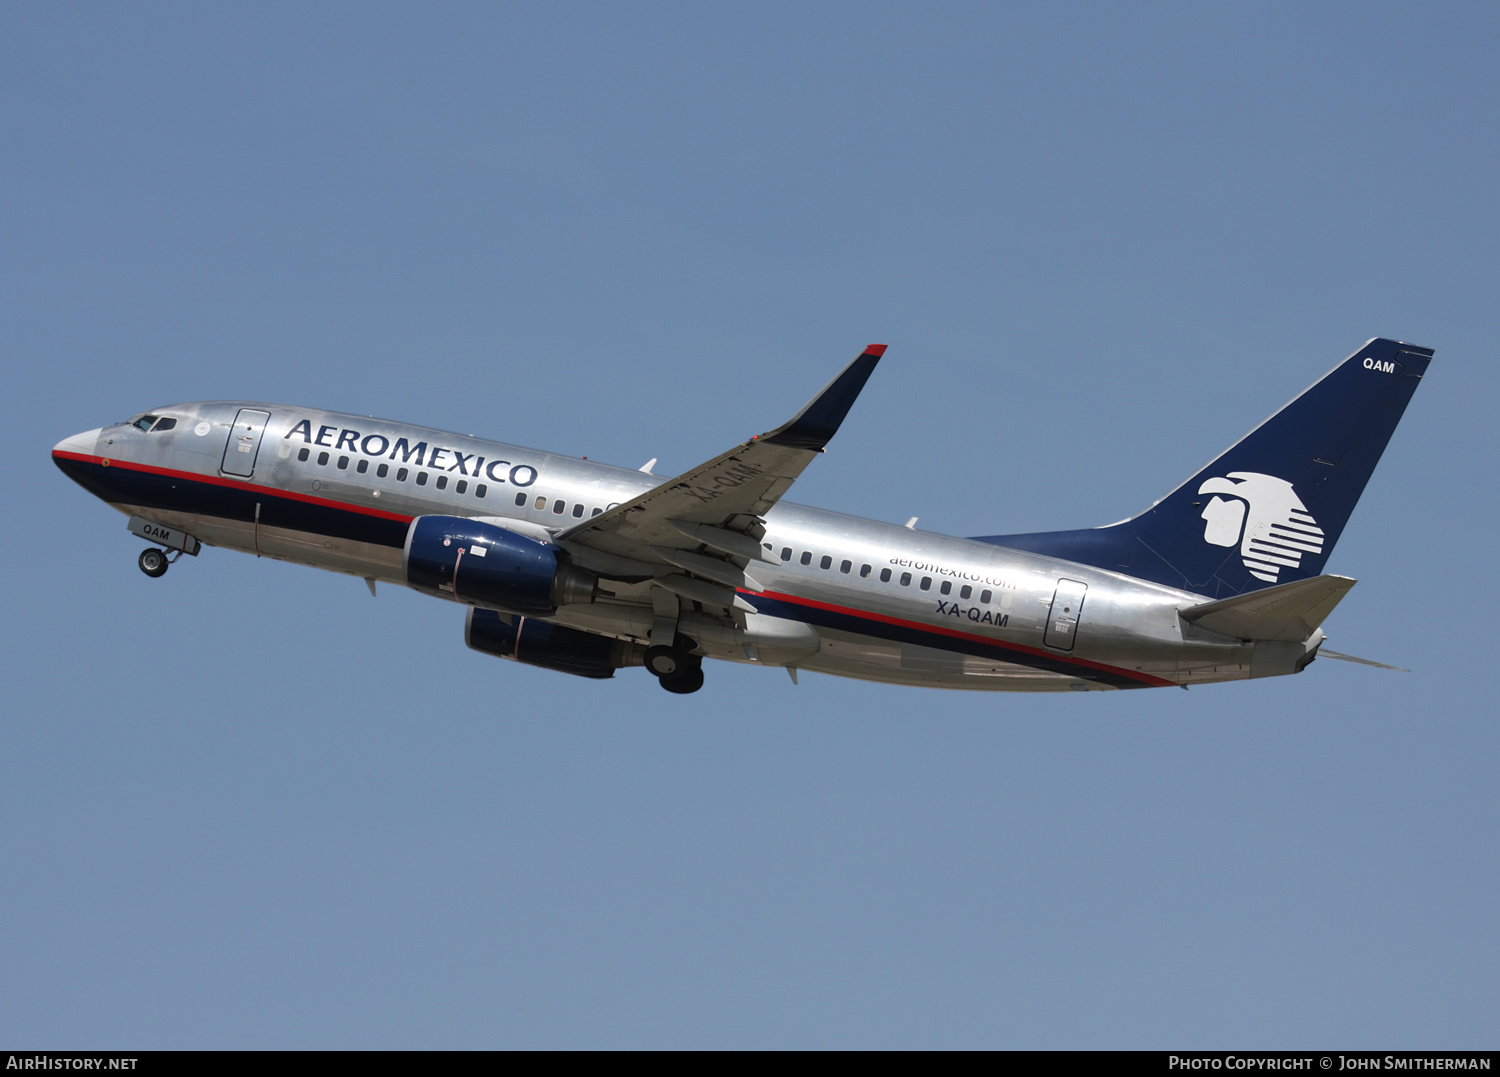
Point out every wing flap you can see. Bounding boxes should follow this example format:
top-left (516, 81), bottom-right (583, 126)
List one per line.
top-left (668, 520), bottom-right (781, 565)
top-left (657, 573), bottom-right (757, 613)
top-left (651, 546), bottom-right (764, 592)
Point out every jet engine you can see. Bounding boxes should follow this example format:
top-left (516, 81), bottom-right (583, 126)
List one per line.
top-left (465, 608), bottom-right (645, 679)
top-left (403, 515), bottom-right (597, 615)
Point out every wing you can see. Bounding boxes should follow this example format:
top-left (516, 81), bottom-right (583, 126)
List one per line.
top-left (557, 345), bottom-right (885, 604)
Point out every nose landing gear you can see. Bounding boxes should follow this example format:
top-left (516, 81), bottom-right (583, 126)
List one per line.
top-left (128, 518), bottom-right (200, 578)
top-left (137, 547), bottom-right (178, 578)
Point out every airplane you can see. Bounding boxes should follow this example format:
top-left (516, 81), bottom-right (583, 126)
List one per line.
top-left (51, 338), bottom-right (1429, 694)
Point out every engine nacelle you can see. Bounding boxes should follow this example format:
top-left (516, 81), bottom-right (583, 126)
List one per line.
top-left (403, 515), bottom-right (597, 615)
top-left (466, 608), bottom-right (644, 679)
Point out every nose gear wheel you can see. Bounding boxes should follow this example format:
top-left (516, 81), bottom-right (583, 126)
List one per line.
top-left (138, 547), bottom-right (169, 577)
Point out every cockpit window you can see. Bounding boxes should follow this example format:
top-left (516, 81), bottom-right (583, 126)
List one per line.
top-left (132, 415), bottom-right (159, 431)
top-left (151, 417), bottom-right (177, 432)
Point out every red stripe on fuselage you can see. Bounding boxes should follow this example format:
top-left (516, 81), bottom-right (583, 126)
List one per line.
top-left (55, 450), bottom-right (1174, 687)
top-left (51, 450), bottom-right (415, 524)
top-left (750, 587), bottom-right (1176, 688)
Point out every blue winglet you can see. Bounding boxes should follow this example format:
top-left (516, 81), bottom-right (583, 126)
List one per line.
top-left (762, 345), bottom-right (886, 451)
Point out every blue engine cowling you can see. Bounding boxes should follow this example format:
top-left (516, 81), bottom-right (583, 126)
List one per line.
top-left (465, 608), bottom-right (643, 679)
top-left (403, 515), bottom-right (596, 615)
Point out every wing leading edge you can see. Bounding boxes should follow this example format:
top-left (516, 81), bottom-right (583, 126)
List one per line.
top-left (558, 345), bottom-right (885, 588)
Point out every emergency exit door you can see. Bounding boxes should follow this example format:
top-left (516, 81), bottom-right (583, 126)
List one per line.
top-left (1044, 579), bottom-right (1088, 650)
top-left (221, 409), bottom-right (271, 478)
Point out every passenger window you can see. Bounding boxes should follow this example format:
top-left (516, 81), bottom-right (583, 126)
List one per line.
top-left (357, 459), bottom-right (368, 474)
top-left (535, 496), bottom-right (547, 510)
top-left (298, 448), bottom-right (309, 462)
top-left (317, 451), bottom-right (329, 466)
top-left (476, 484), bottom-right (486, 498)
top-left (397, 467), bottom-right (409, 482)
top-left (456, 480), bottom-right (467, 494)
top-left (417, 472), bottom-right (428, 486)
top-left (377, 463), bottom-right (388, 478)
top-left (920, 577), bottom-right (932, 590)
top-left (591, 507), bottom-right (602, 517)
top-left (338, 456), bottom-right (349, 470)
top-left (552, 499), bottom-right (565, 514)
top-left (436, 475), bottom-right (447, 490)
top-left (152, 417), bottom-right (177, 432)
top-left (980, 589), bottom-right (992, 604)
top-left (820, 555), bottom-right (832, 570)
top-left (860, 564), bottom-right (871, 578)
top-left (960, 585), bottom-right (972, 600)
top-left (800, 551), bottom-right (812, 566)
top-left (572, 503), bottom-right (584, 518)
top-left (840, 560), bottom-right (851, 574)
top-left (940, 580), bottom-right (951, 595)
top-left (900, 572), bottom-right (912, 586)
top-left (880, 568), bottom-right (892, 583)
top-left (515, 493), bottom-right (528, 507)
top-left (781, 547), bottom-right (792, 561)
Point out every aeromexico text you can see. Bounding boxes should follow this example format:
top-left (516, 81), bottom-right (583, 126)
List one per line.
top-left (286, 420), bottom-right (539, 487)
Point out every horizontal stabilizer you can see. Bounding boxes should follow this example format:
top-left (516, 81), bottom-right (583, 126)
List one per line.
top-left (1180, 574), bottom-right (1356, 642)
top-left (1318, 648), bottom-right (1408, 672)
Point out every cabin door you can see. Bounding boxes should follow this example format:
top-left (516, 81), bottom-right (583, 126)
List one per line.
top-left (1044, 579), bottom-right (1088, 651)
top-left (221, 409), bottom-right (271, 478)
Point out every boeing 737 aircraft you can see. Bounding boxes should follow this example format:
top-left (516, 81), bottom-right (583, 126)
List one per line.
top-left (52, 339), bottom-right (1429, 694)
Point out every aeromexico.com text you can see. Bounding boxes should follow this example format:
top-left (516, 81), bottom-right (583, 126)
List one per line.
top-left (888, 557), bottom-right (1015, 589)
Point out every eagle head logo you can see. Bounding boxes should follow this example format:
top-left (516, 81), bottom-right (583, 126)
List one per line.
top-left (1197, 472), bottom-right (1325, 583)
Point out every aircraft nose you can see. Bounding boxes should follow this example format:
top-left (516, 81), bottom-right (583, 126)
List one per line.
top-left (52, 427), bottom-right (103, 459)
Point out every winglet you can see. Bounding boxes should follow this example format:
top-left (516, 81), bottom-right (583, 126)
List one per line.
top-left (761, 345), bottom-right (885, 451)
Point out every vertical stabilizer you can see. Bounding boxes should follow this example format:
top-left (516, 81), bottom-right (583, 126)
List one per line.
top-left (971, 339), bottom-right (1432, 598)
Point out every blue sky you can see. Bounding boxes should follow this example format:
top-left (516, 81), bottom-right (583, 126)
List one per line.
top-left (2, 3), bottom-right (1496, 1048)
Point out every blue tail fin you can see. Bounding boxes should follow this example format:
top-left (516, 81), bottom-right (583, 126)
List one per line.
top-left (971, 339), bottom-right (1433, 598)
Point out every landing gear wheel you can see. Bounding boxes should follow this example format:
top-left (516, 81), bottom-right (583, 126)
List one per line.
top-left (645, 645), bottom-right (699, 679)
top-left (138, 548), bottom-right (169, 577)
top-left (659, 666), bottom-right (705, 694)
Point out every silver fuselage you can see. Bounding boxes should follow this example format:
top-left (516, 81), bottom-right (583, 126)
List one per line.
top-left (54, 402), bottom-right (1305, 691)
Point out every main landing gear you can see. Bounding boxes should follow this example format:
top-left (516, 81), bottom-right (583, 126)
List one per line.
top-left (645, 635), bottom-right (705, 694)
top-left (137, 547), bottom-right (179, 578)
